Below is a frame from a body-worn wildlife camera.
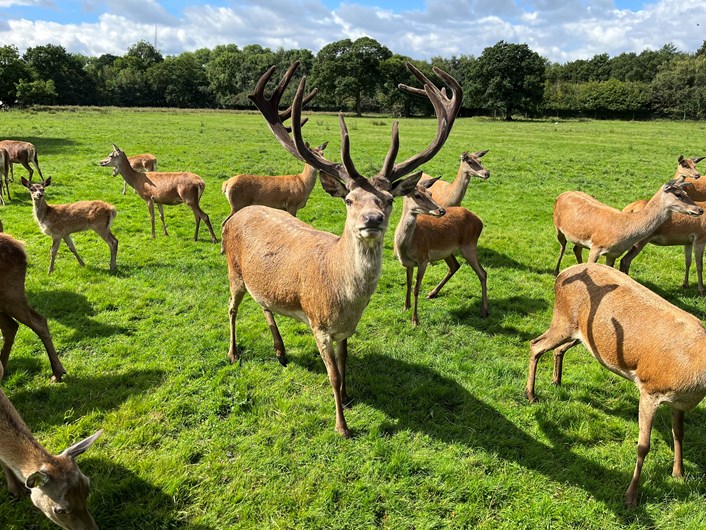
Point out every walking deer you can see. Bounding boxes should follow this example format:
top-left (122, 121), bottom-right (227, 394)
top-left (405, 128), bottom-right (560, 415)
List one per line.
top-left (22, 178), bottom-right (118, 273)
top-left (393, 179), bottom-right (488, 325)
top-left (0, 140), bottom-right (43, 182)
top-left (421, 150), bottom-right (489, 207)
top-left (0, 232), bottom-right (66, 382)
top-left (0, 383), bottom-right (101, 529)
top-left (527, 262), bottom-right (706, 507)
top-left (222, 61), bottom-right (461, 437)
top-left (0, 148), bottom-right (9, 203)
top-left (221, 141), bottom-right (329, 226)
top-left (552, 179), bottom-right (703, 275)
top-left (100, 145), bottom-right (217, 243)
top-left (114, 153), bottom-right (158, 195)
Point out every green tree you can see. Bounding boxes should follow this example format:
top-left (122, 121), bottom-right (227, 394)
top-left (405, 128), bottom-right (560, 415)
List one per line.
top-left (651, 55), bottom-right (706, 119)
top-left (15, 78), bottom-right (57, 106)
top-left (0, 45), bottom-right (30, 106)
top-left (470, 41), bottom-right (546, 120)
top-left (150, 52), bottom-right (212, 108)
top-left (23, 44), bottom-right (97, 105)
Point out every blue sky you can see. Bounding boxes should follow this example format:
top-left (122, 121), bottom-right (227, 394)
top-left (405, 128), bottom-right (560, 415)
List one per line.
top-left (0, 1), bottom-right (704, 63)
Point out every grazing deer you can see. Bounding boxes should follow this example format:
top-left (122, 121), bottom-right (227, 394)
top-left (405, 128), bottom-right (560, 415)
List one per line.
top-left (0, 140), bottom-right (43, 182)
top-left (221, 141), bottom-right (329, 226)
top-left (113, 153), bottom-right (158, 195)
top-left (0, 148), bottom-right (9, 203)
top-left (22, 177), bottom-right (118, 273)
top-left (0, 384), bottom-right (101, 529)
top-left (527, 263), bottom-right (706, 507)
top-left (222, 61), bottom-right (461, 437)
top-left (0, 233), bottom-right (66, 382)
top-left (421, 150), bottom-right (489, 207)
top-left (553, 179), bottom-right (703, 276)
top-left (100, 145), bottom-right (217, 243)
top-left (394, 179), bottom-right (488, 325)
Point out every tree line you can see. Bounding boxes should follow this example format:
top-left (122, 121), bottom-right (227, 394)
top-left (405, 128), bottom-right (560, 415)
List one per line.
top-left (1, 37), bottom-right (705, 120)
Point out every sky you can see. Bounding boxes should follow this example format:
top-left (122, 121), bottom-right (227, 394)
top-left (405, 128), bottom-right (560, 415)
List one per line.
top-left (0, 0), bottom-right (704, 63)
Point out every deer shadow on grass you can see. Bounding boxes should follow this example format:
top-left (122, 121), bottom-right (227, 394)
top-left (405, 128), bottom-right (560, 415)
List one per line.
top-left (1, 137), bottom-right (78, 157)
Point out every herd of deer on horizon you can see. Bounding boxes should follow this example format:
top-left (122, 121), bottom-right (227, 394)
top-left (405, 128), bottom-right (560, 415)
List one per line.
top-left (0, 61), bottom-right (705, 527)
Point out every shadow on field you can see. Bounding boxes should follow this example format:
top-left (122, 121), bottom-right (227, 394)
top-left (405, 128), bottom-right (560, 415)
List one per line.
top-left (480, 247), bottom-right (546, 274)
top-left (317, 352), bottom-right (692, 525)
top-left (2, 136), bottom-right (78, 156)
top-left (7, 369), bottom-right (165, 428)
top-left (29, 289), bottom-right (130, 340)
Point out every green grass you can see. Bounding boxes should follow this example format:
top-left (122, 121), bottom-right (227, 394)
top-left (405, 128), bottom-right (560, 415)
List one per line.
top-left (2, 109), bottom-right (706, 528)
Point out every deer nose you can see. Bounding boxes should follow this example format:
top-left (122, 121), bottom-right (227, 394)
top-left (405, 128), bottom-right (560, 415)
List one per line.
top-left (362, 212), bottom-right (384, 227)
top-left (438, 208), bottom-right (446, 216)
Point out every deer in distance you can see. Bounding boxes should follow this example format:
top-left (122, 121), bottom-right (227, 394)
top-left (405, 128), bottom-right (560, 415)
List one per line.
top-left (393, 178), bottom-right (488, 325)
top-left (100, 144), bottom-right (217, 243)
top-left (114, 153), bottom-right (158, 195)
top-left (0, 232), bottom-right (66, 382)
top-left (22, 177), bottom-right (118, 274)
top-left (527, 262), bottom-right (706, 507)
top-left (222, 60), bottom-right (461, 437)
top-left (421, 149), bottom-right (489, 207)
top-left (221, 141), bottom-right (329, 226)
top-left (0, 140), bottom-right (43, 183)
top-left (0, 379), bottom-right (102, 530)
top-left (552, 179), bottom-right (703, 276)
top-left (0, 148), bottom-right (9, 204)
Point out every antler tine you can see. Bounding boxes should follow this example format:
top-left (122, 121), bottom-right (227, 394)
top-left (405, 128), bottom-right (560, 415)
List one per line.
top-left (339, 113), bottom-right (365, 182)
top-left (379, 121), bottom-right (400, 180)
top-left (385, 63), bottom-right (462, 183)
top-left (279, 88), bottom-right (318, 123)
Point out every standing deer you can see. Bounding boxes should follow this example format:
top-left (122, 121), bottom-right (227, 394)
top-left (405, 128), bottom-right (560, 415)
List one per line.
top-left (22, 177), bottom-right (118, 273)
top-left (0, 383), bottom-right (101, 529)
top-left (670, 155), bottom-right (705, 200)
top-left (221, 141), bottom-right (329, 226)
top-left (222, 61), bottom-right (461, 437)
top-left (0, 140), bottom-right (43, 182)
top-left (0, 148), bottom-right (9, 203)
top-left (113, 153), bottom-right (158, 195)
top-left (421, 150), bottom-right (490, 207)
top-left (553, 179), bottom-right (703, 276)
top-left (394, 179), bottom-right (488, 325)
top-left (100, 145), bottom-right (217, 243)
top-left (0, 232), bottom-right (66, 382)
top-left (527, 262), bottom-right (706, 507)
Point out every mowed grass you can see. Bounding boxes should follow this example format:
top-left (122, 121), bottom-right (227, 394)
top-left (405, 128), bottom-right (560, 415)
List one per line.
top-left (1, 108), bottom-right (706, 529)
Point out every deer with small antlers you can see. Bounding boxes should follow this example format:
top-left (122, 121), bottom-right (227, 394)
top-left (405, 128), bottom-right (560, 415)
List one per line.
top-left (222, 61), bottom-right (461, 437)
top-left (221, 141), bottom-right (329, 226)
top-left (23, 177), bottom-right (118, 274)
top-left (527, 262), bottom-right (706, 507)
top-left (100, 145), bottom-right (217, 243)
top-left (553, 179), bottom-right (703, 275)
top-left (0, 140), bottom-right (43, 182)
top-left (0, 232), bottom-right (66, 382)
top-left (113, 153), bottom-right (158, 195)
top-left (421, 150), bottom-right (489, 207)
top-left (394, 178), bottom-right (488, 325)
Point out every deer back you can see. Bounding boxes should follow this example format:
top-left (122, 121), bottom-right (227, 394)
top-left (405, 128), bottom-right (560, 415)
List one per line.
top-left (412, 207), bottom-right (483, 259)
top-left (0, 140), bottom-right (35, 164)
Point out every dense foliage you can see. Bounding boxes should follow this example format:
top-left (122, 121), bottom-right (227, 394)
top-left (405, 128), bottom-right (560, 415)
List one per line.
top-left (1, 37), bottom-right (706, 119)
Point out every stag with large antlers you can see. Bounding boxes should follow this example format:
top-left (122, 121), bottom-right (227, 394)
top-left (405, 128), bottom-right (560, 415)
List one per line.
top-left (222, 61), bottom-right (461, 437)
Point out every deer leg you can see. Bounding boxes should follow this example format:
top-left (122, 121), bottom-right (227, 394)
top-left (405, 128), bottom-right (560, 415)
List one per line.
top-left (619, 240), bottom-right (647, 274)
top-left (191, 204), bottom-right (217, 244)
top-left (683, 243), bottom-right (693, 289)
top-left (336, 339), bottom-right (351, 407)
top-left (404, 267), bottom-right (413, 310)
top-left (671, 408), bottom-right (685, 479)
top-left (156, 203), bottom-right (168, 236)
top-left (262, 309), bottom-right (287, 366)
top-left (587, 246), bottom-right (603, 264)
top-left (97, 229), bottom-right (118, 270)
top-left (21, 162), bottom-right (33, 182)
top-left (694, 241), bottom-right (705, 295)
top-left (0, 313), bottom-right (19, 379)
top-left (63, 235), bottom-right (85, 268)
top-left (572, 245), bottom-right (583, 264)
top-left (427, 255), bottom-right (460, 299)
top-left (147, 199), bottom-right (156, 239)
top-left (122, 180), bottom-right (127, 195)
top-left (605, 255), bottom-right (616, 268)
top-left (32, 157), bottom-right (43, 182)
top-left (313, 330), bottom-right (350, 438)
top-left (554, 231), bottom-right (567, 276)
top-left (8, 163), bottom-right (13, 183)
top-left (625, 393), bottom-right (660, 508)
top-left (10, 304), bottom-right (65, 382)
top-left (412, 262), bottom-right (428, 326)
top-left (527, 327), bottom-right (578, 403)
top-left (552, 339), bottom-right (579, 386)
top-left (227, 276), bottom-right (247, 364)
top-left (460, 245), bottom-right (489, 317)
top-left (48, 237), bottom-right (62, 274)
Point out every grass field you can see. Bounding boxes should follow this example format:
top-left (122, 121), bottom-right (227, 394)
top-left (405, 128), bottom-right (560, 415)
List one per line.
top-left (1, 108), bottom-right (706, 529)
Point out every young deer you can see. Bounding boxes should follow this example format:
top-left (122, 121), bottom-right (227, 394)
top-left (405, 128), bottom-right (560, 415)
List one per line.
top-left (113, 153), bottom-right (158, 195)
top-left (221, 141), bottom-right (329, 226)
top-left (421, 150), bottom-right (490, 207)
top-left (394, 179), bottom-right (488, 325)
top-left (100, 145), bottom-right (217, 243)
top-left (553, 179), bottom-right (703, 276)
top-left (0, 233), bottom-right (66, 382)
top-left (22, 177), bottom-right (118, 273)
top-left (223, 61), bottom-right (461, 437)
top-left (527, 262), bottom-right (706, 507)
top-left (0, 148), bottom-right (9, 203)
top-left (0, 385), bottom-right (102, 529)
top-left (0, 140), bottom-right (43, 182)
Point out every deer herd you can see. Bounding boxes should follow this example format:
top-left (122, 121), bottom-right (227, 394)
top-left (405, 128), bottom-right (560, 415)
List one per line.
top-left (0, 62), bottom-right (705, 527)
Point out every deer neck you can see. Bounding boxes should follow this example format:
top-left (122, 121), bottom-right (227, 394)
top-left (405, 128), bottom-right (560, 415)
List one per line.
top-left (625, 192), bottom-right (673, 239)
top-left (444, 163), bottom-right (472, 206)
top-left (333, 221), bottom-right (385, 304)
top-left (31, 196), bottom-right (49, 225)
top-left (299, 163), bottom-right (319, 195)
top-left (116, 155), bottom-right (143, 189)
top-left (393, 200), bottom-right (419, 264)
top-left (0, 395), bottom-right (52, 479)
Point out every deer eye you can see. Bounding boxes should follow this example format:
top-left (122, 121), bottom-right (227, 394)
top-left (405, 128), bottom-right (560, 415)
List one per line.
top-left (53, 506), bottom-right (69, 515)
top-left (344, 198), bottom-right (353, 206)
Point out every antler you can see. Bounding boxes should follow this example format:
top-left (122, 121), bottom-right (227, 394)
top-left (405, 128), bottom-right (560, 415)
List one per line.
top-left (248, 61), bottom-right (363, 187)
top-left (380, 63), bottom-right (462, 184)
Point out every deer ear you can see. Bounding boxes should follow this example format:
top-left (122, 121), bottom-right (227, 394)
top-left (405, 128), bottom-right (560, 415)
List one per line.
top-left (691, 156), bottom-right (705, 165)
top-left (474, 149), bottom-right (489, 158)
top-left (420, 176), bottom-right (441, 189)
top-left (44, 177), bottom-right (52, 187)
top-left (319, 171), bottom-right (348, 198)
top-left (21, 177), bottom-right (30, 189)
top-left (679, 155), bottom-right (686, 165)
top-left (390, 171), bottom-right (423, 197)
top-left (60, 429), bottom-right (103, 460)
top-left (25, 470), bottom-right (50, 489)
